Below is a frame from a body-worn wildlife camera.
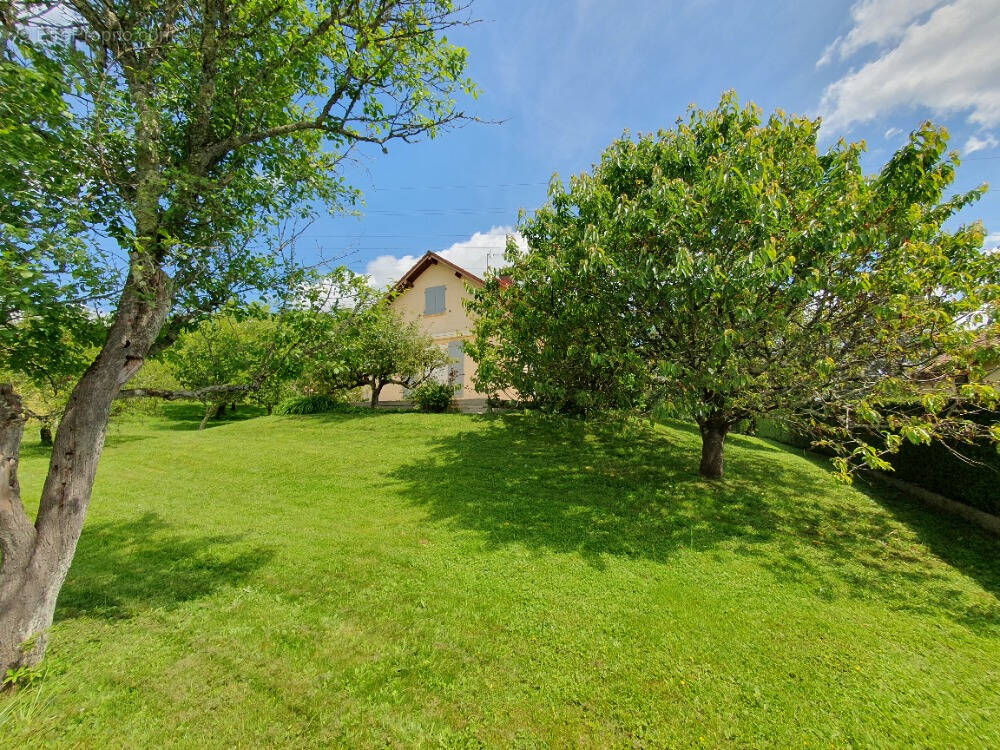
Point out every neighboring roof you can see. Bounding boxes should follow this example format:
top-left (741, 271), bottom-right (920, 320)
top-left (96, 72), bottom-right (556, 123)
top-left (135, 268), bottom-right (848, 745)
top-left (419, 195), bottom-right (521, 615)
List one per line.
top-left (915, 333), bottom-right (1000, 382)
top-left (392, 251), bottom-right (485, 292)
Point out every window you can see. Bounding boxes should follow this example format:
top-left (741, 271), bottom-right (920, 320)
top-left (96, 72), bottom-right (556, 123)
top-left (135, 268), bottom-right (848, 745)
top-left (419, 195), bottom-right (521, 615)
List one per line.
top-left (424, 285), bottom-right (446, 315)
top-left (448, 340), bottom-right (465, 387)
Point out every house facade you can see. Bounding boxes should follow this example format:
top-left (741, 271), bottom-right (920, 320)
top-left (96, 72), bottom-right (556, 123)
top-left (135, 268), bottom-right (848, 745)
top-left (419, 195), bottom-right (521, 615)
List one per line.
top-left (377, 251), bottom-right (496, 406)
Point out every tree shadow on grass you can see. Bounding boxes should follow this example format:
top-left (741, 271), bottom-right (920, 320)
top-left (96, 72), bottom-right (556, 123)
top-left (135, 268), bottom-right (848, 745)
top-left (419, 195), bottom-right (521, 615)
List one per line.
top-left (146, 402), bottom-right (268, 432)
top-left (147, 402), bottom-right (407, 431)
top-left (55, 513), bottom-right (273, 622)
top-left (18, 442), bottom-right (54, 460)
top-left (389, 413), bottom-right (1000, 632)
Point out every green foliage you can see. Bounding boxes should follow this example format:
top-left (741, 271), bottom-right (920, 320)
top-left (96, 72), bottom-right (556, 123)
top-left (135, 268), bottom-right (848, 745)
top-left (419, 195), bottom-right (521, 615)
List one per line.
top-left (167, 306), bottom-right (285, 409)
top-left (2, 0), bottom-right (477, 404)
top-left (274, 394), bottom-right (346, 415)
top-left (2, 662), bottom-right (44, 692)
top-left (8, 410), bottom-right (1000, 745)
top-left (0, 0), bottom-right (480, 679)
top-left (753, 419), bottom-right (814, 451)
top-left (113, 358), bottom-right (183, 420)
top-left (165, 269), bottom-right (371, 411)
top-left (410, 381), bottom-right (457, 412)
top-left (0, 39), bottom-right (113, 386)
top-left (760, 410), bottom-right (1000, 516)
top-left (467, 237), bottom-right (647, 414)
top-left (886, 409), bottom-right (1000, 515)
top-left (472, 92), bottom-right (1000, 477)
top-left (305, 302), bottom-right (449, 403)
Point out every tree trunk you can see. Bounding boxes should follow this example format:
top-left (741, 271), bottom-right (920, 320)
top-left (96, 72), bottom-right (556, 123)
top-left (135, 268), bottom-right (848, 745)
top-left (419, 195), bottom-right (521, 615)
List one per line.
top-left (199, 402), bottom-right (221, 430)
top-left (265, 404), bottom-right (273, 416)
top-left (698, 415), bottom-right (729, 480)
top-left (39, 425), bottom-right (53, 447)
top-left (0, 385), bottom-right (40, 679)
top-left (0, 270), bottom-right (171, 679)
top-left (370, 381), bottom-right (383, 409)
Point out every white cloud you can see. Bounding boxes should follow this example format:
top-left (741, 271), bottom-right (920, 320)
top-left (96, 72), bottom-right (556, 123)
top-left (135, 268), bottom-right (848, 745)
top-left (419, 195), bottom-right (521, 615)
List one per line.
top-left (884, 127), bottom-right (902, 139)
top-left (817, 0), bottom-right (943, 66)
top-left (964, 133), bottom-right (998, 154)
top-left (819, 0), bottom-right (1000, 134)
top-left (365, 226), bottom-right (527, 289)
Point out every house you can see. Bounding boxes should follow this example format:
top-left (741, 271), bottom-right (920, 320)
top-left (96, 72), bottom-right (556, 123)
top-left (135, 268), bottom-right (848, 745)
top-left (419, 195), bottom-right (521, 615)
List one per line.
top-left (376, 251), bottom-right (505, 409)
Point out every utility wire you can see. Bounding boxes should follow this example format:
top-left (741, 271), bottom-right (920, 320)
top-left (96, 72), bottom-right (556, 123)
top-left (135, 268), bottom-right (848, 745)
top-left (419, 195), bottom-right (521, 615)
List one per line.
top-left (368, 181), bottom-right (549, 191)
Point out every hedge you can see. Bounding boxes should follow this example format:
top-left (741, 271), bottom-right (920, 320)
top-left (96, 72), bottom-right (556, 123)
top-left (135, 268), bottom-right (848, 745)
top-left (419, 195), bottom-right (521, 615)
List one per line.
top-left (753, 416), bottom-right (999, 517)
top-left (887, 433), bottom-right (999, 517)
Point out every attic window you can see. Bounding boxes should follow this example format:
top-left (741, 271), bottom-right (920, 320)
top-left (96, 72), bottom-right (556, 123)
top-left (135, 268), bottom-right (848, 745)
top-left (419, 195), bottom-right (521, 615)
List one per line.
top-left (424, 285), bottom-right (446, 315)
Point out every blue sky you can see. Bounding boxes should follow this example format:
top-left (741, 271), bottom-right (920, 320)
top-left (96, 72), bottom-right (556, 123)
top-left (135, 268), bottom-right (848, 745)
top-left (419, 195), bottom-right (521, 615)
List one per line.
top-left (302, 0), bottom-right (1000, 284)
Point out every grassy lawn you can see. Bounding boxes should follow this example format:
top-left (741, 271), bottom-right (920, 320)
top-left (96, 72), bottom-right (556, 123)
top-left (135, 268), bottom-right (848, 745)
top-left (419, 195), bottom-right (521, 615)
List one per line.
top-left (4, 405), bottom-right (999, 747)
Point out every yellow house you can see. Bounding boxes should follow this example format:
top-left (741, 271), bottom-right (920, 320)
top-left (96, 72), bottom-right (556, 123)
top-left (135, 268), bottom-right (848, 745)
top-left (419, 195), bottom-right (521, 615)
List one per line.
top-left (377, 251), bottom-right (496, 408)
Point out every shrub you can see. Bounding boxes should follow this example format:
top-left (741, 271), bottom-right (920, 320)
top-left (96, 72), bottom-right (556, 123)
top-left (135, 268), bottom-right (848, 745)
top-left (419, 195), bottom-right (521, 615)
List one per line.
top-left (411, 381), bottom-right (457, 413)
top-left (753, 419), bottom-right (814, 450)
top-left (275, 394), bottom-right (345, 415)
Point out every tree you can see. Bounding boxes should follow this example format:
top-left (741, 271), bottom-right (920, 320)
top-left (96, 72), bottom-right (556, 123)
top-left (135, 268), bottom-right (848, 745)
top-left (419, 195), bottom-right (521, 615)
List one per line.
top-left (164, 281), bottom-right (369, 425)
top-left (472, 93), bottom-right (1000, 479)
top-left (467, 236), bottom-right (648, 414)
top-left (1, 0), bottom-right (477, 677)
top-left (1, 34), bottom-right (113, 447)
top-left (167, 309), bottom-right (282, 427)
top-left (307, 303), bottom-right (449, 407)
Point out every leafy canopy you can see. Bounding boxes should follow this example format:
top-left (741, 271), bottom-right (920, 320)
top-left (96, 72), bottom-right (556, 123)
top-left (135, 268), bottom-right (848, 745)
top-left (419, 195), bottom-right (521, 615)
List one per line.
top-left (2, 0), bottom-right (478, 378)
top-left (305, 301), bottom-right (449, 398)
top-left (472, 93), bottom-right (1000, 476)
top-left (162, 268), bottom-right (376, 408)
top-left (0, 40), bottom-right (112, 384)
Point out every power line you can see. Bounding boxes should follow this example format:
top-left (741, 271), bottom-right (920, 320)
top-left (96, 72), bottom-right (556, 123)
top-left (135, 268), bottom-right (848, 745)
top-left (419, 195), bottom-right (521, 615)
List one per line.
top-left (368, 181), bottom-right (549, 191)
top-left (360, 208), bottom-right (519, 215)
top-left (295, 246), bottom-right (512, 251)
top-left (298, 233), bottom-right (512, 238)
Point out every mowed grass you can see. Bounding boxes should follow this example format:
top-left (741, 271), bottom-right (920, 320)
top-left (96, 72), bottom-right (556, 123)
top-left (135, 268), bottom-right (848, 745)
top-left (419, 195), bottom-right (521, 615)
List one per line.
top-left (4, 405), bottom-right (999, 748)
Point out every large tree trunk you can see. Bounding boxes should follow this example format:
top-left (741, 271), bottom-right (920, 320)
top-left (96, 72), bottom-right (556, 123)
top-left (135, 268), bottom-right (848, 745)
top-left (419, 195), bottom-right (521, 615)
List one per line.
top-left (0, 271), bottom-right (171, 678)
top-left (0, 385), bottom-right (38, 677)
top-left (370, 381), bottom-right (383, 409)
top-left (698, 415), bottom-right (729, 480)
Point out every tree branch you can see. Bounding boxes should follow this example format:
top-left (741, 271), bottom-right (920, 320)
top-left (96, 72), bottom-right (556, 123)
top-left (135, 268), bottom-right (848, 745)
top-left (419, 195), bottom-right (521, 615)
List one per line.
top-left (116, 384), bottom-right (250, 401)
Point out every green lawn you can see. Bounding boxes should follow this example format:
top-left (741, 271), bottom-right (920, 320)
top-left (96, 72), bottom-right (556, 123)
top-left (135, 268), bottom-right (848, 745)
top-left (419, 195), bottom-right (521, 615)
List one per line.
top-left (5, 406), bottom-right (999, 747)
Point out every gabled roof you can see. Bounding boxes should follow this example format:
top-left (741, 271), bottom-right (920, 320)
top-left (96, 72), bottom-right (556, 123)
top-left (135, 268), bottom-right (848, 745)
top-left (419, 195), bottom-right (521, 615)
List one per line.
top-left (392, 251), bottom-right (485, 293)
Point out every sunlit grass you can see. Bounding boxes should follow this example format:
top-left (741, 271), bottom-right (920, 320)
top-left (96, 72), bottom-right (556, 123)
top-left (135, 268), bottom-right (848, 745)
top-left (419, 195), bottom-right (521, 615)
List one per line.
top-left (7, 404), bottom-right (999, 747)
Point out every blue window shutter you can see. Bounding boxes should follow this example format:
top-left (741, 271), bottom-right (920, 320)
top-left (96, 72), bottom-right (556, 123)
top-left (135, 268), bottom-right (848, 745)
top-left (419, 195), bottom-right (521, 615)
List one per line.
top-left (425, 285), bottom-right (446, 314)
top-left (448, 341), bottom-right (464, 386)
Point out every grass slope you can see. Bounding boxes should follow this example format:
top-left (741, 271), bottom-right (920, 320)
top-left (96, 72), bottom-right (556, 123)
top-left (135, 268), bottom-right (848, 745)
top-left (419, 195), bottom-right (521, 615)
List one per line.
top-left (4, 405), bottom-right (999, 748)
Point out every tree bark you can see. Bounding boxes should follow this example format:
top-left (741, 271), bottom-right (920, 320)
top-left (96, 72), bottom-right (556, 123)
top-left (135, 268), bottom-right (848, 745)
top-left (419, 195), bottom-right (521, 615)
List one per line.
top-left (198, 402), bottom-right (221, 430)
top-left (1, 385), bottom-right (38, 678)
top-left (698, 415), bottom-right (729, 480)
top-left (0, 271), bottom-right (172, 679)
